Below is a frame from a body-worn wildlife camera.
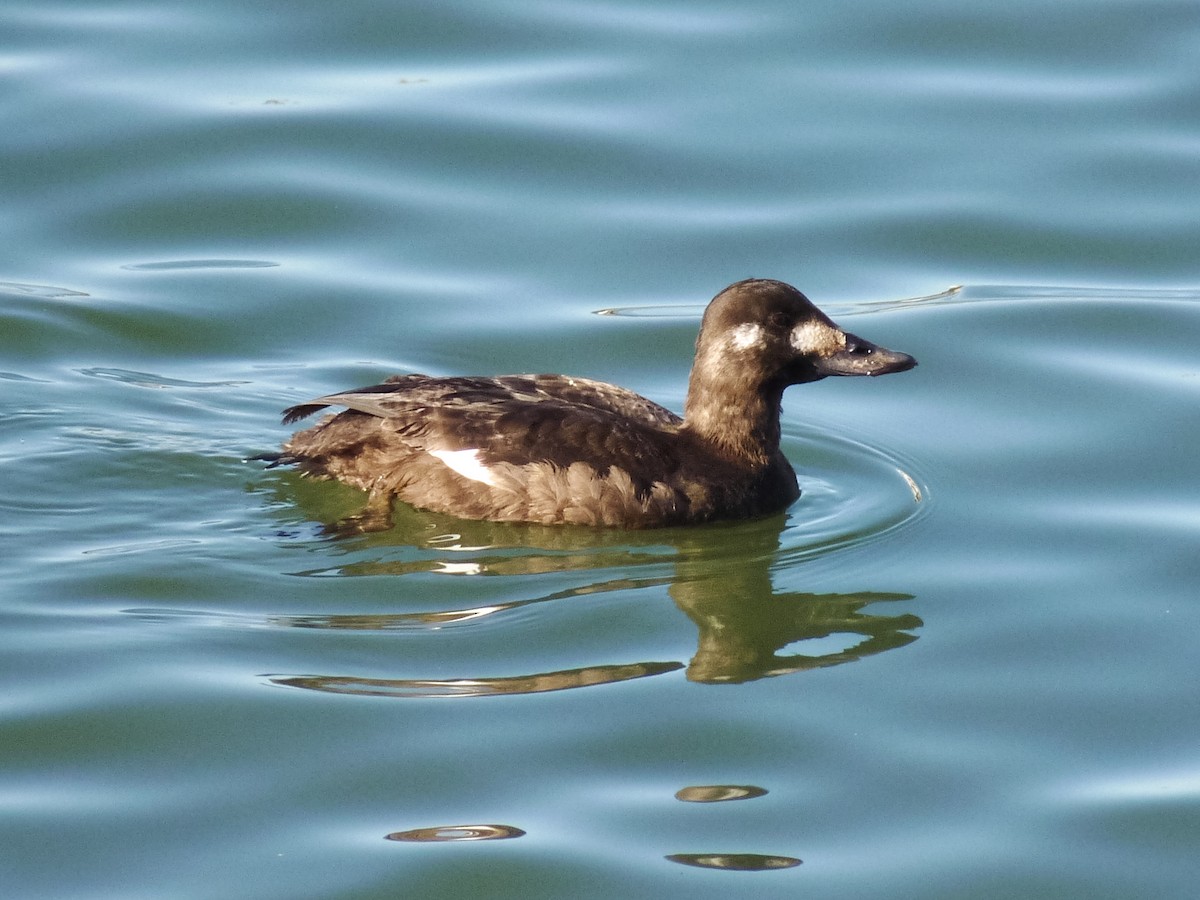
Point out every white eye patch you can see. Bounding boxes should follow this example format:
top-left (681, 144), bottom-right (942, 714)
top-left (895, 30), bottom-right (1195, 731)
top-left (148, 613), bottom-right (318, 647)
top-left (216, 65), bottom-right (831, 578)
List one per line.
top-left (430, 448), bottom-right (499, 486)
top-left (789, 320), bottom-right (845, 355)
top-left (729, 323), bottom-right (766, 350)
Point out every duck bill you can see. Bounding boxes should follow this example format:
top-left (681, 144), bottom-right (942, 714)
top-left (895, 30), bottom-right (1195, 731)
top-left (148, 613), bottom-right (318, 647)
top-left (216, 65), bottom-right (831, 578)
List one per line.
top-left (814, 332), bottom-right (918, 377)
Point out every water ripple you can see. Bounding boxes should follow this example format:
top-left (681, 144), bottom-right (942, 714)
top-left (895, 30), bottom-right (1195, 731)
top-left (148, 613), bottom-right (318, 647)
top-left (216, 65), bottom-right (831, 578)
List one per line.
top-left (76, 367), bottom-right (248, 388)
top-left (385, 823), bottom-right (525, 843)
top-left (595, 285), bottom-right (962, 318)
top-left (121, 259), bottom-right (279, 271)
top-left (665, 853), bottom-right (802, 871)
top-left (778, 427), bottom-right (928, 563)
top-left (675, 785), bottom-right (768, 803)
top-left (0, 280), bottom-right (88, 299)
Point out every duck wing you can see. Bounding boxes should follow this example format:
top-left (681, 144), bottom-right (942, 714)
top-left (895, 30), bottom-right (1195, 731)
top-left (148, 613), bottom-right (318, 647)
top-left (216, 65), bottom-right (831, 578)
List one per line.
top-left (282, 374), bottom-right (680, 429)
top-left (282, 374), bottom-right (686, 490)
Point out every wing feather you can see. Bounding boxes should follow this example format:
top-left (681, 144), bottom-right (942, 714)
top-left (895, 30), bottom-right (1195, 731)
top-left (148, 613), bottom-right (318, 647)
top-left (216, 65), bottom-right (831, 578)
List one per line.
top-left (281, 374), bottom-right (686, 500)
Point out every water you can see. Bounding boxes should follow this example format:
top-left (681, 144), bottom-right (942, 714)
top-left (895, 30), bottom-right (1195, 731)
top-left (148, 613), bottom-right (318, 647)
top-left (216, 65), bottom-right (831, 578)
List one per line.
top-left (3, 1), bottom-right (1199, 898)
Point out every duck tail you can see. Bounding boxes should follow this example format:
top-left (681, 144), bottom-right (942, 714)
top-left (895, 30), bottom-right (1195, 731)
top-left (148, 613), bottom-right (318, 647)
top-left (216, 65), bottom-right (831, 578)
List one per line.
top-left (281, 403), bottom-right (329, 425)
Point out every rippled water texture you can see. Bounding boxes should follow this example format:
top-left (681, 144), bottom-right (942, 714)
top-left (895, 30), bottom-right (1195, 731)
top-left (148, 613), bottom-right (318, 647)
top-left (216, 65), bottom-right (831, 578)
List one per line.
top-left (4, 1), bottom-right (1200, 898)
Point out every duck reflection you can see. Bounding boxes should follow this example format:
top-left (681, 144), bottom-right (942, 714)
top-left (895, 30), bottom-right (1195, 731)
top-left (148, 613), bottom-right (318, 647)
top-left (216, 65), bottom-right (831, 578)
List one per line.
top-left (273, 661), bottom-right (684, 698)
top-left (260, 483), bottom-right (921, 695)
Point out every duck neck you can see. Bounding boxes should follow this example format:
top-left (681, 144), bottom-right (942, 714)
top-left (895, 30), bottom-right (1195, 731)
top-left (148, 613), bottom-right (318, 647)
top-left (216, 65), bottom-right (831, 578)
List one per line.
top-left (683, 369), bottom-right (784, 467)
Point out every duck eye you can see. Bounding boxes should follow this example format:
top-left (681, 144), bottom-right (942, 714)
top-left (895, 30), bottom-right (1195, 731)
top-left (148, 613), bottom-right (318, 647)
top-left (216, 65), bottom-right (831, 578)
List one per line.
top-left (846, 340), bottom-right (873, 356)
top-left (767, 312), bottom-right (790, 330)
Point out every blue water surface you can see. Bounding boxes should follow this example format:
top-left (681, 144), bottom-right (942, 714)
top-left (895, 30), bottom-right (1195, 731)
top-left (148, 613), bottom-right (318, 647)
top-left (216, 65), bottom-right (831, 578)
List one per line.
top-left (3, 1), bottom-right (1199, 898)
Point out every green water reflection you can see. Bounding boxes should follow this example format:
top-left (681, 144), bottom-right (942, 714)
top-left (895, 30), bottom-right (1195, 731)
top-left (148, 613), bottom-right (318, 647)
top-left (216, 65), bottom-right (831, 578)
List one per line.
top-left (263, 512), bottom-right (921, 694)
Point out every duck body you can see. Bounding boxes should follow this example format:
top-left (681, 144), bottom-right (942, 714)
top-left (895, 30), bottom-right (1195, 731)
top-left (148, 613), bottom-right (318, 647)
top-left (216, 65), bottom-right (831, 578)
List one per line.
top-left (271, 279), bottom-right (916, 529)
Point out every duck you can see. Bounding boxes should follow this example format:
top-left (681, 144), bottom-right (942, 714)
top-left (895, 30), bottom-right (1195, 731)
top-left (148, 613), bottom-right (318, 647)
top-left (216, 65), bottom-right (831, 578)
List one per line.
top-left (265, 278), bottom-right (916, 529)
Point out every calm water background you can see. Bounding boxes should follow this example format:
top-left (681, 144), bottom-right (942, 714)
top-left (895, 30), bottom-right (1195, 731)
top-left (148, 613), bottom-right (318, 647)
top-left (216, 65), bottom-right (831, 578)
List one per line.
top-left (3, 1), bottom-right (1199, 897)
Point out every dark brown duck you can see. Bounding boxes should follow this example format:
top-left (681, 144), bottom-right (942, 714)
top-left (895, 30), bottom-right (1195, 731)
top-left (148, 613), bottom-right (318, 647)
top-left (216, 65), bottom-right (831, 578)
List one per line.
top-left (267, 279), bottom-right (916, 528)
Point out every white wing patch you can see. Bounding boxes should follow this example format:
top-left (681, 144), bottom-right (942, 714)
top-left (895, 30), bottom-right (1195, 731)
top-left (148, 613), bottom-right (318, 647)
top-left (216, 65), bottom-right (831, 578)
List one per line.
top-left (430, 449), bottom-right (499, 486)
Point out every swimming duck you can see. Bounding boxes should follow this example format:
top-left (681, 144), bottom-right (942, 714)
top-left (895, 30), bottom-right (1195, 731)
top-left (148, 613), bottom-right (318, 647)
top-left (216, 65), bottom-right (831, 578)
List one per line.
top-left (268, 278), bottom-right (916, 528)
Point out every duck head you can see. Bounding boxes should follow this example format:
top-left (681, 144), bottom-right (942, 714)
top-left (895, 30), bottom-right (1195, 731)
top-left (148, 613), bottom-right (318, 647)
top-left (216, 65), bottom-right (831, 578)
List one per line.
top-left (682, 279), bottom-right (916, 462)
top-left (691, 278), bottom-right (917, 390)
